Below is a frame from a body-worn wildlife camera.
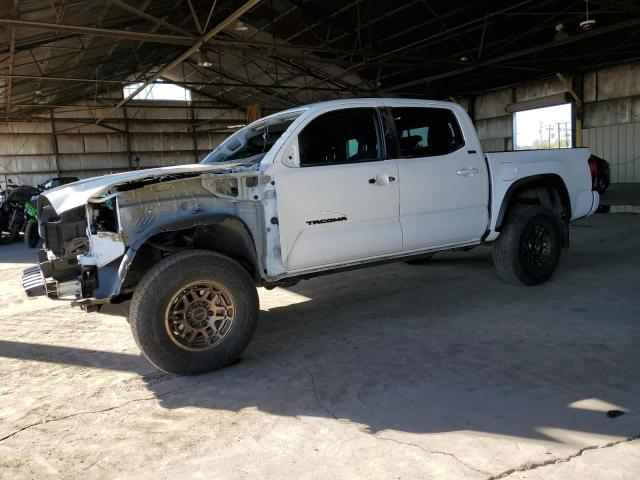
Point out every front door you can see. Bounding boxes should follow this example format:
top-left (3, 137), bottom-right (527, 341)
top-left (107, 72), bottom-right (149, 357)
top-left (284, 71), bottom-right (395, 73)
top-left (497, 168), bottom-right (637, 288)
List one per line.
top-left (275, 107), bottom-right (402, 271)
top-left (388, 106), bottom-right (489, 250)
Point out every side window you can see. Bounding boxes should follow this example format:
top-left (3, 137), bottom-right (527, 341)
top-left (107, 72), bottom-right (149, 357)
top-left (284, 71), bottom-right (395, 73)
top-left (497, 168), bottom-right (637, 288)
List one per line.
top-left (299, 108), bottom-right (381, 166)
top-left (391, 107), bottom-right (464, 158)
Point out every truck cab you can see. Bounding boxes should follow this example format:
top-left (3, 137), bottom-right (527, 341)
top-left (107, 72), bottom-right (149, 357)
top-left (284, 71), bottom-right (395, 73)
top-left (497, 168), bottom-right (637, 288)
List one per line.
top-left (261, 99), bottom-right (489, 273)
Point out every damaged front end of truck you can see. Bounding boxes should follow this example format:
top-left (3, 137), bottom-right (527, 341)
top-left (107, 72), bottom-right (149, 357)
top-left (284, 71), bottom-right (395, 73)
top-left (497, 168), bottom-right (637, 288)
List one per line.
top-left (22, 162), bottom-right (273, 312)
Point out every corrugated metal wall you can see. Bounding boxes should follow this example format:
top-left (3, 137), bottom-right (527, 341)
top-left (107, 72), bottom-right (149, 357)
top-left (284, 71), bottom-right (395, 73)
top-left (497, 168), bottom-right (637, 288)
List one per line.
top-left (0, 91), bottom-right (238, 187)
top-left (582, 124), bottom-right (640, 183)
top-left (580, 63), bottom-right (640, 183)
top-left (471, 61), bottom-right (640, 183)
top-left (473, 79), bottom-right (566, 153)
top-left (5, 61), bottom-right (640, 185)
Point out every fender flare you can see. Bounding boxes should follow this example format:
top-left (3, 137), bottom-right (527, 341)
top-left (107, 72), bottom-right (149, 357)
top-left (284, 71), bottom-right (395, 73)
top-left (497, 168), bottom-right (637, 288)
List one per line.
top-left (494, 174), bottom-right (571, 231)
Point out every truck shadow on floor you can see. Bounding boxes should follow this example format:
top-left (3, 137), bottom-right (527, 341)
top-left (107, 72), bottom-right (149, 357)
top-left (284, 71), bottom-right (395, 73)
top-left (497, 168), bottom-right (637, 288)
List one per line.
top-left (149, 252), bottom-right (639, 442)
top-left (2, 248), bottom-right (639, 443)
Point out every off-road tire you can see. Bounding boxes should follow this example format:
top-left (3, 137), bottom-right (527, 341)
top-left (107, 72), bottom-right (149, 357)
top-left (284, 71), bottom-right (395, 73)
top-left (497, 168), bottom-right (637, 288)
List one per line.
top-left (493, 205), bottom-right (562, 286)
top-left (129, 249), bottom-right (259, 375)
top-left (24, 223), bottom-right (40, 248)
top-left (406, 254), bottom-right (434, 265)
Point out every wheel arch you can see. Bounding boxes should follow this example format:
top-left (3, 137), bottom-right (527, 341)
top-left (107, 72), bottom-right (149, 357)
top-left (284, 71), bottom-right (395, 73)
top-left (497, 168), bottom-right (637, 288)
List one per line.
top-left (494, 174), bottom-right (571, 232)
top-left (117, 213), bottom-right (261, 296)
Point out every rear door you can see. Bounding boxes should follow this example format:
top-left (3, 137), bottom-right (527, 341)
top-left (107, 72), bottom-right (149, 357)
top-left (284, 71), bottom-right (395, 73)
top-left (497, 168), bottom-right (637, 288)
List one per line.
top-left (387, 106), bottom-right (489, 250)
top-left (275, 107), bottom-right (402, 271)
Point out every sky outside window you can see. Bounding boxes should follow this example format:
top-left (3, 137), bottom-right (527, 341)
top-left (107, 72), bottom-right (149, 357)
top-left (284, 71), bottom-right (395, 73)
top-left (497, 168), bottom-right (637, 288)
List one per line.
top-left (123, 81), bottom-right (191, 102)
top-left (514, 103), bottom-right (572, 150)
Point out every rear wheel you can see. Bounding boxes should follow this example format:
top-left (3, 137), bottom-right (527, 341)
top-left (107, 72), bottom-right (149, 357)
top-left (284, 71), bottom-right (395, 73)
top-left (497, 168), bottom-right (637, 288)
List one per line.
top-left (493, 205), bottom-right (562, 286)
top-left (129, 249), bottom-right (259, 375)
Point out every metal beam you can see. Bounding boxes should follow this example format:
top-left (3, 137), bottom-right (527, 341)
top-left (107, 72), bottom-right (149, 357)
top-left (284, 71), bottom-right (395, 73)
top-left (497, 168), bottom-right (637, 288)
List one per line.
top-left (0, 18), bottom-right (196, 46)
top-left (1, 18), bottom-right (377, 60)
top-left (556, 72), bottom-right (582, 107)
top-left (49, 111), bottom-right (61, 176)
top-left (187, 60), bottom-right (298, 107)
top-left (7, 102), bottom-right (232, 109)
top-left (225, 1), bottom-right (460, 105)
top-left (5, 27), bottom-right (15, 115)
top-left (283, 0), bottom-right (363, 44)
top-left (383, 17), bottom-right (640, 92)
top-left (0, 72), bottom-right (372, 93)
top-left (203, 0), bottom-right (219, 32)
top-left (418, 0), bottom-right (470, 60)
top-left (372, 0), bottom-right (537, 64)
top-left (0, 73), bottom-right (127, 84)
top-left (91, 0), bottom-right (262, 127)
top-left (110, 0), bottom-right (193, 36)
top-left (291, 0), bottom-right (541, 94)
top-left (185, 0), bottom-right (203, 35)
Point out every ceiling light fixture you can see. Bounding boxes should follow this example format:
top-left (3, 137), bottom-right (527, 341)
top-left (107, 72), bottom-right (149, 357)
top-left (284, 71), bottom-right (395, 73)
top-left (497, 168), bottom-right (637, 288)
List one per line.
top-left (235, 21), bottom-right (248, 31)
top-left (196, 50), bottom-right (213, 67)
top-left (554, 23), bottom-right (570, 41)
top-left (580, 0), bottom-right (596, 31)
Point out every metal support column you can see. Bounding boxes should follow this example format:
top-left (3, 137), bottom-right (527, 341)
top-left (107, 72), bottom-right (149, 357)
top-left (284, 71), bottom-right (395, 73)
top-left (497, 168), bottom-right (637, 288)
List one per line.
top-left (123, 108), bottom-right (133, 169)
top-left (49, 111), bottom-right (61, 176)
top-left (570, 73), bottom-right (584, 148)
top-left (190, 103), bottom-right (198, 163)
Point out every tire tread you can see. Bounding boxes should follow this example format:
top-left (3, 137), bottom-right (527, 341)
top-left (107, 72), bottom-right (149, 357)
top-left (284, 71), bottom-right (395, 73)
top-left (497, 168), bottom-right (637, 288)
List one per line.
top-left (493, 205), bottom-right (562, 286)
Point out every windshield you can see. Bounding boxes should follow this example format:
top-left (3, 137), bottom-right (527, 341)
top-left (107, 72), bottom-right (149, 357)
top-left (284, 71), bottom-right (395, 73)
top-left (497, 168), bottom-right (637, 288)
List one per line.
top-left (201, 112), bottom-right (302, 164)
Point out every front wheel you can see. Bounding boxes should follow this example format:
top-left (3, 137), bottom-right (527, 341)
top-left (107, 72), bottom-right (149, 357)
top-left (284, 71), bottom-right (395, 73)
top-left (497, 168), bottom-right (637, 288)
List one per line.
top-left (129, 250), bottom-right (259, 375)
top-left (24, 223), bottom-right (40, 248)
top-left (493, 205), bottom-right (562, 286)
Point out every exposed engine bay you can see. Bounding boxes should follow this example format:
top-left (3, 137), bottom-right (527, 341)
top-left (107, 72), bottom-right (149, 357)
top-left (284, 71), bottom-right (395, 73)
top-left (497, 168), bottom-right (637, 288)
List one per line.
top-left (23, 162), bottom-right (276, 309)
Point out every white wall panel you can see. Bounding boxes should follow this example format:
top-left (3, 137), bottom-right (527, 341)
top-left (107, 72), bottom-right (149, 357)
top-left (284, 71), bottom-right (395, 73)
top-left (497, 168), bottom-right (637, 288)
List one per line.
top-left (0, 103), bottom-right (232, 185)
top-left (582, 123), bottom-right (640, 183)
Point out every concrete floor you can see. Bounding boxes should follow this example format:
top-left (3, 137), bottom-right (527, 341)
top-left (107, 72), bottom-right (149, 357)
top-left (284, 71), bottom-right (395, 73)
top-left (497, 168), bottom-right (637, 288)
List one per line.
top-left (0, 212), bottom-right (639, 479)
top-left (602, 183), bottom-right (640, 206)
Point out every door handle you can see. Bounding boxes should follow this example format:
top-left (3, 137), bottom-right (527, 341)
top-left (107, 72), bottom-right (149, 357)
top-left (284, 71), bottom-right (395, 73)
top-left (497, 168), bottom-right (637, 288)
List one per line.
top-left (368, 174), bottom-right (394, 186)
top-left (456, 167), bottom-right (479, 177)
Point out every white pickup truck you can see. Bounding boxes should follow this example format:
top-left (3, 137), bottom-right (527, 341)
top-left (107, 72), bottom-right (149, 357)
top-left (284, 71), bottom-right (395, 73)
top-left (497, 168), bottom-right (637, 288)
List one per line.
top-left (23, 99), bottom-right (599, 375)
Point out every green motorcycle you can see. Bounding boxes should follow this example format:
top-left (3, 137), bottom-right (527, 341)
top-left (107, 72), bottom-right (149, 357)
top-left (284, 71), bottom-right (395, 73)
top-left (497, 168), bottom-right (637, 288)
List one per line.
top-left (24, 200), bottom-right (40, 248)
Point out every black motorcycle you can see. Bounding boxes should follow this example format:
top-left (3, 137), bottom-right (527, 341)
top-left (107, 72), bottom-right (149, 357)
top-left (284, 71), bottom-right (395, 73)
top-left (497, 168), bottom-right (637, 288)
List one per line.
top-left (0, 179), bottom-right (17, 234)
top-left (0, 179), bottom-right (18, 234)
top-left (0, 180), bottom-right (40, 244)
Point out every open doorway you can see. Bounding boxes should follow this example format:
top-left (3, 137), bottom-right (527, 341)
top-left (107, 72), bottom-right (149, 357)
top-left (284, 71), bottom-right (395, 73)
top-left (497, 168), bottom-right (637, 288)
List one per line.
top-left (514, 103), bottom-right (572, 150)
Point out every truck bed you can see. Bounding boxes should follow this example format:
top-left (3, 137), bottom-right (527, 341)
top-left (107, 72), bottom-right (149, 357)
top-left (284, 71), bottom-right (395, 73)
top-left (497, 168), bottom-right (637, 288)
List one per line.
top-left (484, 148), bottom-right (598, 240)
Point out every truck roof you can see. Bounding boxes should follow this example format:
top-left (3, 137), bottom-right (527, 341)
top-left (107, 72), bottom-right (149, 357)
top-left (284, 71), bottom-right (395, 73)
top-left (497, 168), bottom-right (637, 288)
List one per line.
top-left (270, 98), bottom-right (458, 120)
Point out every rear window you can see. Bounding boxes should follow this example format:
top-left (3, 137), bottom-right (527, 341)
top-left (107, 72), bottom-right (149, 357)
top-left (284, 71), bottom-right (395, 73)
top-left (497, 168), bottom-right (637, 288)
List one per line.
top-left (391, 107), bottom-right (464, 158)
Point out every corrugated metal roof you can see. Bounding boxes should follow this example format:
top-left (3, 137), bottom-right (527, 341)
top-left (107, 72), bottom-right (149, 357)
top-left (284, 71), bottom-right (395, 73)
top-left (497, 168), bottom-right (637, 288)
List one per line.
top-left (1, 0), bottom-right (640, 119)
